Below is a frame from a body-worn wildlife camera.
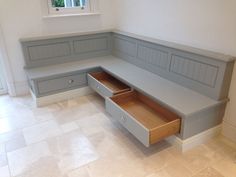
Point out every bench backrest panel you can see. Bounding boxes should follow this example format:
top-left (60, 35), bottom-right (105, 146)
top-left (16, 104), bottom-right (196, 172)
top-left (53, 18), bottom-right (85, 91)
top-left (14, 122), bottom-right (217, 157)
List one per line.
top-left (22, 33), bottom-right (112, 68)
top-left (112, 33), bottom-right (234, 100)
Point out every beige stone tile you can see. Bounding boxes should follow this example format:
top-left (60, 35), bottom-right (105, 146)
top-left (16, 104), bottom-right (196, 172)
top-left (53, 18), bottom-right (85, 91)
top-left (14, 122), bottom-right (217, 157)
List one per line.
top-left (7, 141), bottom-right (51, 176)
top-left (0, 97), bottom-right (33, 121)
top-left (153, 162), bottom-right (192, 177)
top-left (67, 166), bottom-right (90, 177)
top-left (73, 96), bottom-right (101, 113)
top-left (14, 157), bottom-right (64, 177)
top-left (204, 135), bottom-right (236, 152)
top-left (53, 96), bottom-right (101, 125)
top-left (168, 145), bottom-right (212, 174)
top-left (0, 142), bottom-right (5, 154)
top-left (23, 120), bottom-right (62, 145)
top-left (0, 118), bottom-right (12, 134)
top-left (0, 110), bottom-right (37, 133)
top-left (87, 130), bottom-right (135, 160)
top-left (87, 155), bottom-right (147, 177)
top-left (211, 158), bottom-right (236, 177)
top-left (47, 130), bottom-right (98, 175)
top-left (204, 137), bottom-right (226, 152)
top-left (53, 108), bottom-right (83, 125)
top-left (60, 122), bottom-right (79, 133)
top-left (34, 113), bottom-right (54, 122)
top-left (0, 95), bottom-right (12, 106)
top-left (12, 95), bottom-right (34, 108)
top-left (141, 149), bottom-right (179, 173)
top-left (192, 167), bottom-right (224, 177)
top-left (76, 113), bottom-right (108, 136)
top-left (57, 99), bottom-right (79, 109)
top-left (0, 166), bottom-right (10, 177)
top-left (200, 137), bottom-right (236, 166)
top-left (86, 94), bottom-right (106, 113)
top-left (32, 103), bottom-right (63, 116)
top-left (0, 153), bottom-right (8, 167)
top-left (206, 144), bottom-right (235, 164)
top-left (0, 130), bottom-right (23, 144)
top-left (5, 133), bottom-right (26, 152)
top-left (0, 100), bottom-right (16, 118)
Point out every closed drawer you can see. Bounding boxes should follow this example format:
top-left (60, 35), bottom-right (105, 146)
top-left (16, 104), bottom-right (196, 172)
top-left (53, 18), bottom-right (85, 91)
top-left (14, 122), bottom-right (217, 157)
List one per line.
top-left (37, 73), bottom-right (87, 95)
top-left (88, 71), bottom-right (131, 98)
top-left (105, 90), bottom-right (181, 147)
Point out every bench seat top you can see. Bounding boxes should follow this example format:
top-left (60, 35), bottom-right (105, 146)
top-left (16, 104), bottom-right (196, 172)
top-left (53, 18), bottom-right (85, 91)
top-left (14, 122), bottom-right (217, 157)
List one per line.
top-left (25, 55), bottom-right (223, 117)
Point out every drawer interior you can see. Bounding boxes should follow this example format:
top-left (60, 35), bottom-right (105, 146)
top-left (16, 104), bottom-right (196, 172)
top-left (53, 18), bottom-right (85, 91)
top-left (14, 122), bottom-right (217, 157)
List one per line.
top-left (90, 71), bottom-right (130, 94)
top-left (110, 90), bottom-right (181, 144)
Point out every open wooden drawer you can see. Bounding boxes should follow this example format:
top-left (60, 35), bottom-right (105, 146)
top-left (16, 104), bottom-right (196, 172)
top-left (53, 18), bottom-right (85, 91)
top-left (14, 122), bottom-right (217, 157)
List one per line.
top-left (105, 90), bottom-right (181, 147)
top-left (88, 71), bottom-right (131, 98)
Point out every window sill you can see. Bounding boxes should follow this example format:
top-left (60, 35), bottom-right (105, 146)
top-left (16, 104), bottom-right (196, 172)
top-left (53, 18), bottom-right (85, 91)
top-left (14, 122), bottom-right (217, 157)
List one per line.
top-left (43, 12), bottom-right (100, 19)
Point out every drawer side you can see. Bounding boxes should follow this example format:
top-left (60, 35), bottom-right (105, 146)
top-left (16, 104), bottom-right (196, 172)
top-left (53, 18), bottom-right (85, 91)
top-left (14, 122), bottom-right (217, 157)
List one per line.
top-left (150, 119), bottom-right (181, 144)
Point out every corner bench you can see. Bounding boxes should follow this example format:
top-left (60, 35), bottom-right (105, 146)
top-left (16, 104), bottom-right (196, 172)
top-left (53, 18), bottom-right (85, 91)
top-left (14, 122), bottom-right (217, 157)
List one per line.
top-left (21, 30), bottom-right (235, 150)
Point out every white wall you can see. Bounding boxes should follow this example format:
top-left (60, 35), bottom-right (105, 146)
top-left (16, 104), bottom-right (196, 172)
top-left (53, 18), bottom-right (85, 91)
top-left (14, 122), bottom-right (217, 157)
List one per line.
top-left (114, 0), bottom-right (236, 56)
top-left (113, 0), bottom-right (236, 142)
top-left (0, 0), bottom-right (115, 95)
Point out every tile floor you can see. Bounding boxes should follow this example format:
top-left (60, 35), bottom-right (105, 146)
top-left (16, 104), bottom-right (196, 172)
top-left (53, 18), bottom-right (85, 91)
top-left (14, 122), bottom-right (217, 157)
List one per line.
top-left (0, 93), bottom-right (235, 177)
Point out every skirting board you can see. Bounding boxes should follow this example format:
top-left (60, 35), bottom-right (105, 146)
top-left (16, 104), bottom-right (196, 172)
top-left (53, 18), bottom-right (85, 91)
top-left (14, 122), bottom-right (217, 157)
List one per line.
top-left (166, 124), bottom-right (222, 152)
top-left (31, 87), bottom-right (94, 107)
top-left (222, 121), bottom-right (236, 143)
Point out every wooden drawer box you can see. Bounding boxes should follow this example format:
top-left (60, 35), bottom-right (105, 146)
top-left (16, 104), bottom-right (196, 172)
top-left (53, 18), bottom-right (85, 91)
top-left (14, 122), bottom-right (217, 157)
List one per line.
top-left (37, 73), bottom-right (87, 96)
top-left (105, 90), bottom-right (181, 147)
top-left (88, 71), bottom-right (131, 98)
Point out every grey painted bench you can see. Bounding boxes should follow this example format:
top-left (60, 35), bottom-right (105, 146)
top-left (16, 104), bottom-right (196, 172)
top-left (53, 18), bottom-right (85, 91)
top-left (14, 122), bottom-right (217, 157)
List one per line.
top-left (21, 30), bottom-right (235, 149)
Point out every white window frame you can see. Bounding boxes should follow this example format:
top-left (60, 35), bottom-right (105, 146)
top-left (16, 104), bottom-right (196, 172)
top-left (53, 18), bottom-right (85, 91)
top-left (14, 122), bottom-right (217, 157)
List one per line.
top-left (47, 0), bottom-right (92, 15)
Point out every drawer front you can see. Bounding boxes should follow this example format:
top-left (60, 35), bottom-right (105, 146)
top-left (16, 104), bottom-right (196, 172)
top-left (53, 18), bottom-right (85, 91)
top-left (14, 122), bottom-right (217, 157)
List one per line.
top-left (105, 98), bottom-right (150, 147)
top-left (37, 73), bottom-right (87, 95)
top-left (88, 74), bottom-right (113, 98)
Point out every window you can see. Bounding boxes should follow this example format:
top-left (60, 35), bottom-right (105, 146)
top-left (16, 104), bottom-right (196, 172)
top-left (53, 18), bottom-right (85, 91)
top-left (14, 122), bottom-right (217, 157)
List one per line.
top-left (48, 0), bottom-right (92, 15)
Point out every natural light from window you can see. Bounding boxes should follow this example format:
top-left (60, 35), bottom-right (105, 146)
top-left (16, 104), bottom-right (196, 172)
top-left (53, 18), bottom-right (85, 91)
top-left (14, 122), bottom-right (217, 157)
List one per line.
top-left (48, 0), bottom-right (92, 15)
top-left (51, 0), bottom-right (86, 8)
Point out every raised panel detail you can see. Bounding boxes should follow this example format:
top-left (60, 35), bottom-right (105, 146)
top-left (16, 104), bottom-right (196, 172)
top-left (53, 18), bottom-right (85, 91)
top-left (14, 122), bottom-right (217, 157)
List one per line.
top-left (28, 42), bottom-right (71, 61)
top-left (113, 37), bottom-right (136, 57)
top-left (137, 45), bottom-right (169, 70)
top-left (170, 55), bottom-right (218, 87)
top-left (73, 37), bottom-right (108, 54)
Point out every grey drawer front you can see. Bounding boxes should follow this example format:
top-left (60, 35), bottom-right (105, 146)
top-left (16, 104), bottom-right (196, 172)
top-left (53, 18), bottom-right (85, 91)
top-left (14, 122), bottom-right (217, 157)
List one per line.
top-left (37, 73), bottom-right (87, 95)
top-left (105, 98), bottom-right (150, 147)
top-left (87, 74), bottom-right (113, 98)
